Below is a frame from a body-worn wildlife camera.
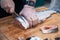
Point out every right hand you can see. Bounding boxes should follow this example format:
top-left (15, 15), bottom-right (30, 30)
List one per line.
top-left (0, 0), bottom-right (15, 13)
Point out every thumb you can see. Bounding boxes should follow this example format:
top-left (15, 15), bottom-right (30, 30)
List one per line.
top-left (19, 9), bottom-right (23, 15)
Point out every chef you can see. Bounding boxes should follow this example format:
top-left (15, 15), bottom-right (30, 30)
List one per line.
top-left (0, 0), bottom-right (60, 27)
top-left (0, 0), bottom-right (40, 26)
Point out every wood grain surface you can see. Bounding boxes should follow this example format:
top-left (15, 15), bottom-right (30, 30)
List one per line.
top-left (0, 7), bottom-right (60, 40)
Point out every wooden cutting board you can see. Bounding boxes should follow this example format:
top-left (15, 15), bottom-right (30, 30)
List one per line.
top-left (0, 7), bottom-right (60, 40)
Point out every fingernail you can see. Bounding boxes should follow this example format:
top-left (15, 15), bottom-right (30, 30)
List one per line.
top-left (10, 8), bottom-right (14, 13)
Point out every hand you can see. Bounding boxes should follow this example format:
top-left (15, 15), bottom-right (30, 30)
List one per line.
top-left (19, 5), bottom-right (40, 26)
top-left (0, 0), bottom-right (15, 13)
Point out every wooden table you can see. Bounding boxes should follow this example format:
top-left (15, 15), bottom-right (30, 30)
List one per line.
top-left (0, 7), bottom-right (60, 40)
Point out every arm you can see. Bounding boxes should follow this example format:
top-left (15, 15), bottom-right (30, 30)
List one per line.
top-left (31, 0), bottom-right (36, 2)
top-left (19, 0), bottom-right (40, 26)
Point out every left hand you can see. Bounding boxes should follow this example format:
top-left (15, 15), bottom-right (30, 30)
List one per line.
top-left (19, 5), bottom-right (40, 26)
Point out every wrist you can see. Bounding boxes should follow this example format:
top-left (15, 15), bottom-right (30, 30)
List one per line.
top-left (24, 5), bottom-right (35, 8)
